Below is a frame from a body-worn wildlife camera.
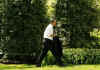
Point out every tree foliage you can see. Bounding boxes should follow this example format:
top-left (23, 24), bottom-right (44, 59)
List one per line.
top-left (56, 0), bottom-right (100, 48)
top-left (0, 0), bottom-right (47, 63)
top-left (0, 0), bottom-right (100, 63)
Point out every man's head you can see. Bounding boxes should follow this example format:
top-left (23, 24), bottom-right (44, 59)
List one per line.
top-left (50, 19), bottom-right (56, 26)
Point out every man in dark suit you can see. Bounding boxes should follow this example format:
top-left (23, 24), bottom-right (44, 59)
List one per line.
top-left (36, 19), bottom-right (64, 67)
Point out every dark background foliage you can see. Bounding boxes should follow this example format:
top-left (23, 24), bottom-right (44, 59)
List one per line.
top-left (0, 0), bottom-right (48, 63)
top-left (0, 0), bottom-right (100, 64)
top-left (56, 0), bottom-right (100, 48)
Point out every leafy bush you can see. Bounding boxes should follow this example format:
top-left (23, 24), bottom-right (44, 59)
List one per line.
top-left (43, 48), bottom-right (100, 65)
top-left (0, 0), bottom-right (48, 63)
top-left (56, 0), bottom-right (100, 48)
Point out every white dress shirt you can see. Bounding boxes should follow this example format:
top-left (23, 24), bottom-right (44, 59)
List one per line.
top-left (43, 24), bottom-right (53, 40)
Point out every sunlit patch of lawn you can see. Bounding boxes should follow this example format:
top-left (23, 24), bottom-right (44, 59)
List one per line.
top-left (0, 64), bottom-right (100, 70)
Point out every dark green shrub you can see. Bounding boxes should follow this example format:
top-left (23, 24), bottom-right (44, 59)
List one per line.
top-left (43, 49), bottom-right (100, 65)
top-left (0, 0), bottom-right (48, 63)
top-left (56, 0), bottom-right (100, 48)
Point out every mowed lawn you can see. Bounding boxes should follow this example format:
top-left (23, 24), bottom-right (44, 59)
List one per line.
top-left (0, 64), bottom-right (100, 70)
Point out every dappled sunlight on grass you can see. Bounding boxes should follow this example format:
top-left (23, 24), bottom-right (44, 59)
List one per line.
top-left (0, 64), bottom-right (100, 70)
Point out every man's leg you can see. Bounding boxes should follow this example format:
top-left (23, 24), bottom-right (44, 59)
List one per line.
top-left (36, 39), bottom-right (50, 66)
top-left (50, 46), bottom-right (63, 65)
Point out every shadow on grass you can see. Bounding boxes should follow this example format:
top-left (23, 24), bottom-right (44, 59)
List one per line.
top-left (63, 64), bottom-right (100, 68)
top-left (40, 63), bottom-right (100, 68)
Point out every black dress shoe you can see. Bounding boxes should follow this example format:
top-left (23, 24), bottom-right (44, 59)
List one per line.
top-left (57, 63), bottom-right (67, 67)
top-left (36, 63), bottom-right (41, 67)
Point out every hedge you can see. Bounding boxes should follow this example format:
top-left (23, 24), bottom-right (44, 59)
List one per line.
top-left (0, 0), bottom-right (48, 63)
top-left (56, 0), bottom-right (100, 48)
top-left (43, 48), bottom-right (100, 65)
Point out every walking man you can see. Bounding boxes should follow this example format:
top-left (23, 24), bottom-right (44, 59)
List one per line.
top-left (36, 19), bottom-right (64, 67)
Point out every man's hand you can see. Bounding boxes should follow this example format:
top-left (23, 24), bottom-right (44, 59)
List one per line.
top-left (53, 34), bottom-right (56, 37)
top-left (49, 34), bottom-right (53, 37)
top-left (49, 34), bottom-right (56, 37)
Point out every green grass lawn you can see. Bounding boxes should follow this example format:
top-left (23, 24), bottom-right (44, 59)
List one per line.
top-left (0, 64), bottom-right (100, 70)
